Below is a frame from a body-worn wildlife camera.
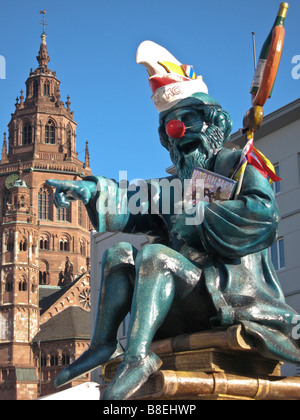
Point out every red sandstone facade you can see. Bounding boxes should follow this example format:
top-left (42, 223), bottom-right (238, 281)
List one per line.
top-left (0, 31), bottom-right (92, 400)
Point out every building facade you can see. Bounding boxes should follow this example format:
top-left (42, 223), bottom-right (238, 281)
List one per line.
top-left (0, 30), bottom-right (92, 400)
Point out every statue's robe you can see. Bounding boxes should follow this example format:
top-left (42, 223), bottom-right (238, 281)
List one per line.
top-left (84, 148), bottom-right (300, 364)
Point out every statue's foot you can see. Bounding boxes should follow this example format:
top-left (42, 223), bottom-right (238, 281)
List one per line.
top-left (101, 351), bottom-right (162, 400)
top-left (55, 340), bottom-right (124, 388)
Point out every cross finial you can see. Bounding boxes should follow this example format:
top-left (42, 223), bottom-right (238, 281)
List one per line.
top-left (40, 10), bottom-right (48, 35)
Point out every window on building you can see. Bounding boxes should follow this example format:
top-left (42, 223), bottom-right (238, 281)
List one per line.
top-left (270, 237), bottom-right (286, 271)
top-left (19, 239), bottom-right (27, 252)
top-left (39, 237), bottom-right (49, 250)
top-left (59, 238), bottom-right (70, 252)
top-left (39, 260), bottom-right (49, 285)
top-left (43, 81), bottom-right (50, 96)
top-left (41, 357), bottom-right (47, 368)
top-left (66, 128), bottom-right (72, 156)
top-left (38, 186), bottom-right (52, 220)
top-left (56, 206), bottom-right (70, 222)
top-left (23, 123), bottom-right (32, 145)
top-left (45, 120), bottom-right (55, 144)
top-left (62, 354), bottom-right (70, 365)
top-left (33, 81), bottom-right (39, 97)
top-left (271, 164), bottom-right (281, 195)
top-left (39, 271), bottom-right (48, 285)
top-left (18, 276), bottom-right (27, 292)
top-left (5, 274), bottom-right (13, 292)
top-left (5, 282), bottom-right (13, 292)
top-left (50, 355), bottom-right (58, 367)
top-left (7, 239), bottom-right (14, 252)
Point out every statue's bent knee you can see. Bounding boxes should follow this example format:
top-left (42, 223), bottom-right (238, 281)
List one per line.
top-left (102, 242), bottom-right (137, 276)
top-left (136, 244), bottom-right (174, 272)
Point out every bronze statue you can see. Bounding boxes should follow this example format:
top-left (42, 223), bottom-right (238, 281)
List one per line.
top-left (47, 39), bottom-right (300, 400)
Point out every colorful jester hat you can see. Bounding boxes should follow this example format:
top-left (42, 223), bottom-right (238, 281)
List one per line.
top-left (136, 40), bottom-right (220, 113)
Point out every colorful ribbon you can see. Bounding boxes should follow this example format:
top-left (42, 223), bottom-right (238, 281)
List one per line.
top-left (233, 131), bottom-right (281, 184)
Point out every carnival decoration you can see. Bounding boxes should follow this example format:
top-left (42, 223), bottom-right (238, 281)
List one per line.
top-left (234, 2), bottom-right (288, 198)
top-left (136, 40), bottom-right (208, 113)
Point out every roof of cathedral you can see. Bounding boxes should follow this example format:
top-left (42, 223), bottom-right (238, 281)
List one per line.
top-left (39, 286), bottom-right (65, 315)
top-left (39, 271), bottom-right (87, 315)
top-left (33, 306), bottom-right (90, 342)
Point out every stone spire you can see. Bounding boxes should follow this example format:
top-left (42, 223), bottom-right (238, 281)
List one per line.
top-left (84, 141), bottom-right (90, 168)
top-left (36, 10), bottom-right (50, 71)
top-left (1, 132), bottom-right (8, 163)
top-left (19, 90), bottom-right (24, 109)
top-left (66, 95), bottom-right (71, 112)
top-left (36, 32), bottom-right (50, 70)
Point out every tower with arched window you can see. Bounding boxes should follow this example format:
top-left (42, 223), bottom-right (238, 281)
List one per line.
top-left (0, 22), bottom-right (92, 400)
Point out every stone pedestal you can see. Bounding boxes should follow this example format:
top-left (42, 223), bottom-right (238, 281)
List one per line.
top-left (102, 326), bottom-right (300, 400)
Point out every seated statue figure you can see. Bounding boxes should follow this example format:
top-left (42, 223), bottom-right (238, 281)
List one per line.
top-left (47, 41), bottom-right (300, 400)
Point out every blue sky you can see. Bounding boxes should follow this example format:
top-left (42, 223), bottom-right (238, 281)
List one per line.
top-left (0, 0), bottom-right (299, 181)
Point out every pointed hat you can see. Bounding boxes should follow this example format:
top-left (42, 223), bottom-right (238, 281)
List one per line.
top-left (136, 41), bottom-right (217, 113)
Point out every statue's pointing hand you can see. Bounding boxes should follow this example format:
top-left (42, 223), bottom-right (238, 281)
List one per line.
top-left (46, 179), bottom-right (97, 208)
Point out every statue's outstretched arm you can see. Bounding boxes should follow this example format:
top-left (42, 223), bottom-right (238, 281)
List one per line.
top-left (46, 179), bottom-right (97, 208)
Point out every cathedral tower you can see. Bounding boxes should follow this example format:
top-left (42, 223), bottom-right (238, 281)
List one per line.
top-left (0, 22), bottom-right (92, 400)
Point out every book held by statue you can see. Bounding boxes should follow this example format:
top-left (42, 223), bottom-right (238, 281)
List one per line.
top-left (185, 167), bottom-right (237, 206)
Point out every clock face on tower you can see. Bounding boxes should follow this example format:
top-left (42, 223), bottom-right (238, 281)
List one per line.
top-left (5, 173), bottom-right (19, 190)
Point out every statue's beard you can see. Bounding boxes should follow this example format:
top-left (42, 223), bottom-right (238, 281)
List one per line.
top-left (170, 124), bottom-right (225, 182)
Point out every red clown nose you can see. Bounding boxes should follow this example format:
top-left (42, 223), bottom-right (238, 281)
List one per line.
top-left (166, 120), bottom-right (186, 139)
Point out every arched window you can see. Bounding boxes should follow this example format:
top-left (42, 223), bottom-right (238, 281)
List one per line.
top-left (45, 120), bottom-right (55, 144)
top-left (66, 128), bottom-right (72, 156)
top-left (5, 282), bottom-right (13, 292)
top-left (7, 237), bottom-right (14, 252)
top-left (38, 186), bottom-right (52, 220)
top-left (23, 123), bottom-right (32, 145)
top-left (39, 235), bottom-right (49, 250)
top-left (41, 357), bottom-right (47, 368)
top-left (50, 356), bottom-right (54, 367)
top-left (39, 260), bottom-right (49, 285)
top-left (19, 239), bottom-right (27, 252)
top-left (50, 355), bottom-right (59, 367)
top-left (62, 354), bottom-right (70, 365)
top-left (43, 81), bottom-right (50, 96)
top-left (33, 81), bottom-right (39, 97)
top-left (5, 274), bottom-right (13, 292)
top-left (18, 276), bottom-right (27, 292)
top-left (39, 271), bottom-right (48, 285)
top-left (60, 237), bottom-right (70, 252)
